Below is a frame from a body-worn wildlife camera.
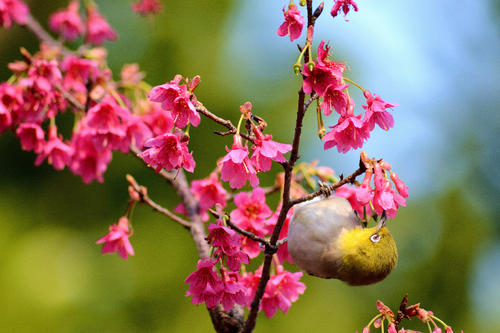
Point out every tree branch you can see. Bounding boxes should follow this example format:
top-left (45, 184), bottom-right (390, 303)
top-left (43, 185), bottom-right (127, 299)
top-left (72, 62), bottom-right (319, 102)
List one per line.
top-left (126, 174), bottom-right (191, 229)
top-left (23, 14), bottom-right (72, 56)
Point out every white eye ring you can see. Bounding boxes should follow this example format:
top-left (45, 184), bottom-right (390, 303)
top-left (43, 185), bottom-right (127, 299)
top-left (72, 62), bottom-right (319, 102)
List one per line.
top-left (370, 234), bottom-right (381, 243)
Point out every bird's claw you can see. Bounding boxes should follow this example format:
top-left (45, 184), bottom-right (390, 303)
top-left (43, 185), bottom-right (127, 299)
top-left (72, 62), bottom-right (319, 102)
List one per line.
top-left (318, 181), bottom-right (332, 197)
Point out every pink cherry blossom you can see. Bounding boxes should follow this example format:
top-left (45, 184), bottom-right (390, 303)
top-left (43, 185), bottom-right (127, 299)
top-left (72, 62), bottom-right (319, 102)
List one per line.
top-left (230, 187), bottom-right (272, 258)
top-left (0, 0), bottom-right (28, 28)
top-left (26, 59), bottom-right (62, 93)
top-left (85, 5), bottom-right (117, 45)
top-left (49, 0), bottom-right (84, 41)
top-left (132, 0), bottom-right (162, 16)
top-left (388, 323), bottom-right (398, 333)
top-left (331, 0), bottom-right (359, 21)
top-left (320, 82), bottom-right (351, 116)
top-left (303, 41), bottom-right (345, 97)
top-left (191, 172), bottom-right (227, 211)
top-left (185, 258), bottom-right (224, 309)
top-left (362, 327), bottom-right (370, 333)
top-left (335, 184), bottom-right (372, 217)
top-left (432, 329), bottom-right (442, 333)
top-left (120, 114), bottom-right (153, 152)
top-left (251, 131), bottom-right (292, 172)
top-left (323, 114), bottom-right (371, 153)
top-left (70, 126), bottom-right (113, 183)
top-left (96, 217), bottom-right (134, 259)
top-left (277, 4), bottom-right (305, 42)
top-left (148, 76), bottom-right (200, 129)
top-left (372, 180), bottom-right (406, 218)
top-left (61, 56), bottom-right (99, 93)
top-left (0, 103), bottom-right (11, 133)
top-left (84, 95), bottom-right (130, 151)
top-left (390, 171), bottom-right (409, 198)
top-left (141, 103), bottom-right (174, 136)
top-left (362, 90), bottom-right (399, 131)
top-left (207, 220), bottom-right (250, 271)
top-left (35, 125), bottom-right (73, 170)
top-left (138, 131), bottom-right (196, 172)
top-left (218, 135), bottom-right (259, 189)
top-left (219, 271), bottom-right (248, 312)
top-left (16, 123), bottom-right (45, 153)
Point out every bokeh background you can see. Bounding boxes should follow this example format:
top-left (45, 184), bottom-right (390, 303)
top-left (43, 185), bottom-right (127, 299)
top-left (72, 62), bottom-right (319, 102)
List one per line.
top-left (0, 0), bottom-right (499, 331)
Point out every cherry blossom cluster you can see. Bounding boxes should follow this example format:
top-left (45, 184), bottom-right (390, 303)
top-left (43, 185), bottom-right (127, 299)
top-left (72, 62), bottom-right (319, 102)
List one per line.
top-left (277, 0), bottom-right (359, 42)
top-left (335, 151), bottom-right (408, 219)
top-left (359, 298), bottom-right (460, 333)
top-left (278, 1), bottom-right (398, 154)
top-left (132, 0), bottom-right (162, 16)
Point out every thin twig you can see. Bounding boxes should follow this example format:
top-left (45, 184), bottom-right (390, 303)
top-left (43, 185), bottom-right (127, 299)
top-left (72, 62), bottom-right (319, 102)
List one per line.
top-left (55, 83), bottom-right (86, 111)
top-left (126, 174), bottom-right (191, 229)
top-left (226, 219), bottom-right (269, 245)
top-left (23, 14), bottom-right (72, 56)
top-left (290, 166), bottom-right (365, 206)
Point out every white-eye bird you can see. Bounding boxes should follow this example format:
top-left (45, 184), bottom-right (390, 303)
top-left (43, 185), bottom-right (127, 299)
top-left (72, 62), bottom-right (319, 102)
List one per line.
top-left (288, 197), bottom-right (397, 286)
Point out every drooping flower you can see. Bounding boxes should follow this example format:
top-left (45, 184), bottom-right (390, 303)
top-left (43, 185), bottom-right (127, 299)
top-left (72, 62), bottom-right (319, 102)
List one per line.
top-left (0, 103), bottom-right (11, 133)
top-left (0, 0), bottom-right (28, 28)
top-left (302, 41), bottom-right (346, 97)
top-left (251, 131), bottom-right (292, 172)
top-left (334, 184), bottom-right (372, 217)
top-left (191, 172), bottom-right (227, 212)
top-left (218, 135), bottom-right (259, 189)
top-left (323, 114), bottom-right (371, 153)
top-left (16, 123), bottom-right (45, 153)
top-left (230, 187), bottom-right (272, 257)
top-left (85, 5), bottom-right (117, 45)
top-left (362, 90), bottom-right (399, 131)
top-left (207, 220), bottom-right (250, 271)
top-left (96, 217), bottom-right (134, 259)
top-left (320, 82), bottom-right (351, 116)
top-left (119, 114), bottom-right (153, 152)
top-left (277, 3), bottom-right (305, 42)
top-left (185, 258), bottom-right (224, 309)
top-left (372, 180), bottom-right (406, 218)
top-left (132, 0), bottom-right (162, 16)
top-left (331, 0), bottom-right (359, 21)
top-left (390, 171), bottom-right (409, 198)
top-left (61, 55), bottom-right (99, 93)
top-left (219, 271), bottom-right (248, 312)
top-left (138, 131), bottom-right (196, 172)
top-left (388, 323), bottom-right (398, 333)
top-left (49, 0), bottom-right (85, 41)
top-left (148, 76), bottom-right (200, 129)
top-left (35, 125), bottom-right (73, 170)
top-left (141, 103), bottom-right (174, 136)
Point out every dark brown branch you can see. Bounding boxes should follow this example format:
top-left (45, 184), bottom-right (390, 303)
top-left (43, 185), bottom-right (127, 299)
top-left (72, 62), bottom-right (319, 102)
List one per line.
top-left (394, 294), bottom-right (409, 330)
top-left (227, 219), bottom-right (269, 245)
top-left (290, 166), bottom-right (365, 206)
top-left (196, 102), bottom-right (255, 142)
top-left (126, 174), bottom-right (191, 229)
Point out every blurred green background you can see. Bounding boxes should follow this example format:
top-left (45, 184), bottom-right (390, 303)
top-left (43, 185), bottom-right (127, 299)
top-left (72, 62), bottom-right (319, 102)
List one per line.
top-left (0, 0), bottom-right (499, 331)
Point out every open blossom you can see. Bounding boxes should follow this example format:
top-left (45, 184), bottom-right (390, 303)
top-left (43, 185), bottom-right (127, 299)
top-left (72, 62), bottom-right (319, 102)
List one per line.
top-left (219, 272), bottom-right (248, 312)
top-left (207, 220), bottom-right (250, 271)
top-left (218, 135), bottom-right (259, 189)
top-left (243, 266), bottom-right (305, 318)
top-left (230, 187), bottom-right (272, 258)
top-left (138, 131), bottom-right (196, 172)
top-left (331, 0), bottom-right (359, 21)
top-left (0, 0), bottom-right (28, 28)
top-left (302, 41), bottom-right (345, 97)
top-left (26, 59), bottom-right (62, 93)
top-left (335, 184), bottom-right (373, 217)
top-left (61, 56), bottom-right (99, 93)
top-left (251, 131), bottom-right (292, 172)
top-left (85, 5), bottom-right (117, 45)
top-left (320, 82), bottom-right (351, 116)
top-left (323, 114), bottom-right (371, 153)
top-left (141, 103), bottom-right (174, 136)
top-left (148, 76), bottom-right (200, 129)
top-left (132, 0), bottom-right (162, 16)
top-left (120, 114), bottom-right (153, 152)
top-left (372, 180), bottom-right (406, 218)
top-left (390, 172), bottom-right (409, 198)
top-left (49, 0), bottom-right (84, 41)
top-left (362, 90), bottom-right (399, 131)
top-left (277, 4), bottom-right (304, 42)
top-left (191, 172), bottom-right (227, 211)
top-left (35, 125), bottom-right (73, 170)
top-left (185, 258), bottom-right (224, 309)
top-left (97, 217), bottom-right (134, 259)
top-left (16, 123), bottom-right (45, 153)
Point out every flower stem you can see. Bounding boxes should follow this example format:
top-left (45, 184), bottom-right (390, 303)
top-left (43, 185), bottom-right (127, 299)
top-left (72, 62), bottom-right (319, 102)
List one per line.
top-left (344, 77), bottom-right (366, 92)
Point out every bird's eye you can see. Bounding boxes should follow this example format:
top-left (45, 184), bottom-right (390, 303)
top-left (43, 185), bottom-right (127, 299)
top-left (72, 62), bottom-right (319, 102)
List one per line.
top-left (370, 234), bottom-right (380, 243)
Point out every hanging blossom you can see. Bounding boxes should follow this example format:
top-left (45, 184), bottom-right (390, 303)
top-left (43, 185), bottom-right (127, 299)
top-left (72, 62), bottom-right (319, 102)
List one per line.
top-left (331, 0), bottom-right (359, 21)
top-left (323, 114), bottom-right (371, 153)
top-left (302, 41), bottom-right (346, 97)
top-left (207, 219), bottom-right (250, 272)
top-left (132, 0), bottom-right (162, 16)
top-left (61, 55), bottom-right (100, 93)
top-left (49, 0), bottom-right (85, 41)
top-left (0, 0), bottom-right (28, 28)
top-left (218, 135), bottom-right (259, 189)
top-left (138, 130), bottom-right (196, 173)
top-left (320, 82), bottom-right (351, 116)
top-left (148, 75), bottom-right (200, 129)
top-left (251, 127), bottom-right (292, 172)
top-left (35, 124), bottom-right (73, 170)
top-left (277, 3), bottom-right (304, 42)
top-left (362, 90), bottom-right (399, 131)
top-left (85, 4), bottom-right (118, 45)
top-left (230, 187), bottom-right (272, 258)
top-left (242, 265), bottom-right (305, 318)
top-left (96, 217), bottom-right (134, 259)
top-left (16, 123), bottom-right (45, 153)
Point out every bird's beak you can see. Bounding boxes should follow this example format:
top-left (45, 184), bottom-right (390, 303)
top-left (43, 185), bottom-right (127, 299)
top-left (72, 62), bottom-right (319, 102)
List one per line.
top-left (376, 211), bottom-right (387, 233)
